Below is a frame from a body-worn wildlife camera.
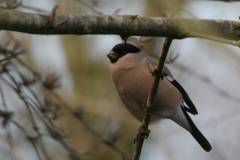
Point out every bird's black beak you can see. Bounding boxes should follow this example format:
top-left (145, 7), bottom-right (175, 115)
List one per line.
top-left (107, 51), bottom-right (119, 63)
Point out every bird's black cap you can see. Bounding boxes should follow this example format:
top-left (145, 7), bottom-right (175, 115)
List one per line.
top-left (111, 43), bottom-right (141, 55)
top-left (107, 43), bottom-right (141, 63)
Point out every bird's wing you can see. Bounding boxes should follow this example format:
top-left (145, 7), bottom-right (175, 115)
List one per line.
top-left (145, 56), bottom-right (198, 115)
top-left (181, 105), bottom-right (212, 151)
top-left (168, 79), bottom-right (198, 115)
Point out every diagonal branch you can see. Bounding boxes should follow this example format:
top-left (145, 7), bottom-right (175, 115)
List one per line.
top-left (0, 10), bottom-right (240, 47)
top-left (132, 38), bottom-right (173, 160)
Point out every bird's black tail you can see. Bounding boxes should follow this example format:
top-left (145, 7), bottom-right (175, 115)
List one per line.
top-left (181, 106), bottom-right (212, 152)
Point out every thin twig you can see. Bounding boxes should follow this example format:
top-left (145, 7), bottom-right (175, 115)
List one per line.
top-left (37, 139), bottom-right (52, 160)
top-left (10, 65), bottom-right (43, 111)
top-left (11, 119), bottom-right (44, 160)
top-left (23, 91), bottom-right (84, 160)
top-left (112, 8), bottom-right (121, 15)
top-left (49, 90), bottom-right (128, 157)
top-left (0, 84), bottom-right (16, 160)
top-left (132, 38), bottom-right (173, 160)
top-left (11, 119), bottom-right (29, 135)
top-left (6, 72), bottom-right (39, 132)
top-left (20, 4), bottom-right (49, 13)
top-left (0, 74), bottom-right (52, 160)
top-left (7, 77), bottom-right (80, 159)
top-left (2, 33), bottom-right (125, 158)
top-left (0, 33), bottom-right (86, 160)
top-left (172, 63), bottom-right (240, 103)
top-left (7, 40), bottom-right (127, 156)
top-left (188, 31), bottom-right (240, 47)
top-left (32, 142), bottom-right (43, 160)
top-left (6, 130), bottom-right (15, 160)
top-left (0, 83), bottom-right (7, 110)
top-left (75, 0), bottom-right (102, 15)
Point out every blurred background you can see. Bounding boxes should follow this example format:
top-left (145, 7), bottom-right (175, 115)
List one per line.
top-left (1, 0), bottom-right (240, 160)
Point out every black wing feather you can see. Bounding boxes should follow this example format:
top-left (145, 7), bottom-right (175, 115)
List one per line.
top-left (170, 80), bottom-right (198, 115)
top-left (145, 56), bottom-right (198, 115)
top-left (181, 106), bottom-right (212, 152)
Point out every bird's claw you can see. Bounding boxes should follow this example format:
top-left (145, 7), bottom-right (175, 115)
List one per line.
top-left (151, 68), bottom-right (159, 77)
top-left (160, 73), bottom-right (164, 81)
top-left (134, 127), bottom-right (151, 144)
top-left (133, 137), bottom-right (137, 144)
top-left (143, 104), bottom-right (155, 114)
top-left (146, 62), bottom-right (165, 80)
top-left (147, 62), bottom-right (157, 77)
top-left (151, 69), bottom-right (165, 80)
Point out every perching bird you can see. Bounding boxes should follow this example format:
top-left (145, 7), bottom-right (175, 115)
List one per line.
top-left (107, 43), bottom-right (212, 152)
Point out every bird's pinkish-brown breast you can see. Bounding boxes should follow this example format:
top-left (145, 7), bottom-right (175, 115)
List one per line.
top-left (109, 53), bottom-right (182, 122)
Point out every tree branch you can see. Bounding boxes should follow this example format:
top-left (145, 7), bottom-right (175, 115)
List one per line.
top-left (0, 10), bottom-right (240, 46)
top-left (132, 38), bottom-right (173, 160)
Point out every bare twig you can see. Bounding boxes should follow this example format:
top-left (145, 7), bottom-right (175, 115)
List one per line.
top-left (20, 4), bottom-right (49, 13)
top-left (172, 63), bottom-right (240, 103)
top-left (132, 38), bottom-right (173, 160)
top-left (1, 32), bottom-right (128, 159)
top-left (49, 90), bottom-right (128, 157)
top-left (4, 74), bottom-right (83, 159)
top-left (0, 0), bottom-right (21, 9)
top-left (0, 84), bottom-right (7, 110)
top-left (4, 38), bottom-right (128, 157)
top-left (32, 142), bottom-right (43, 160)
top-left (0, 84), bottom-right (15, 160)
top-left (0, 33), bottom-right (87, 160)
top-left (188, 31), bottom-right (240, 47)
top-left (6, 130), bottom-right (15, 160)
top-left (75, 0), bottom-right (102, 15)
top-left (5, 72), bottom-right (39, 132)
top-left (11, 119), bottom-right (45, 160)
top-left (165, 52), bottom-right (179, 63)
top-left (0, 45), bottom-right (24, 56)
top-left (0, 74), bottom-right (52, 160)
top-left (0, 73), bottom-right (53, 159)
top-left (112, 8), bottom-right (121, 15)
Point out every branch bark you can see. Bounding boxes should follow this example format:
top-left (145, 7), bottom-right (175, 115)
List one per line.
top-left (0, 10), bottom-right (240, 46)
top-left (132, 38), bottom-right (173, 160)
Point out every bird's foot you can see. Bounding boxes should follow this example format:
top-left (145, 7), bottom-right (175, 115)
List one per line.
top-left (146, 62), bottom-right (164, 80)
top-left (133, 127), bottom-right (151, 144)
top-left (146, 62), bottom-right (156, 77)
top-left (160, 73), bottom-right (164, 81)
top-left (143, 104), bottom-right (155, 114)
top-left (151, 68), bottom-right (159, 77)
